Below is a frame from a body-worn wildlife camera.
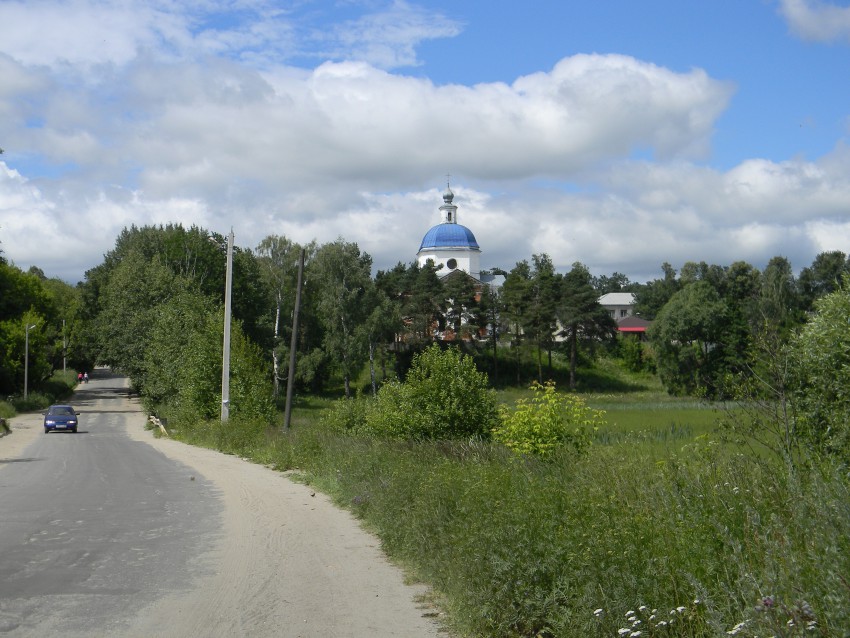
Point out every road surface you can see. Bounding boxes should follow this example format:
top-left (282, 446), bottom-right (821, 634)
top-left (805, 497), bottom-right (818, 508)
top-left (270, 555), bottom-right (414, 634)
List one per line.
top-left (0, 370), bottom-right (443, 637)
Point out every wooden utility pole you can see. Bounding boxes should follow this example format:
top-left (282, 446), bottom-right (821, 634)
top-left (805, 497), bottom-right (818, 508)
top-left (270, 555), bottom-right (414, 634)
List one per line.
top-left (284, 249), bottom-right (305, 430)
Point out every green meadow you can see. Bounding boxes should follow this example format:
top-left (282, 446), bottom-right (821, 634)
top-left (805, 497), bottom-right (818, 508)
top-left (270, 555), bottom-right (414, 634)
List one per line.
top-left (170, 368), bottom-right (849, 637)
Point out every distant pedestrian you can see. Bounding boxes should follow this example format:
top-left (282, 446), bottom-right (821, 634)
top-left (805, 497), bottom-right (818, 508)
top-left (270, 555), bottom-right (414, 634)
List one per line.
top-left (78, 372), bottom-right (83, 384)
top-left (83, 372), bottom-right (89, 383)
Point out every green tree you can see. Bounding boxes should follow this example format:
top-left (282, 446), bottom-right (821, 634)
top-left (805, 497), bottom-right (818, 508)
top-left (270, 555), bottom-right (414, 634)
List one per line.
top-left (94, 251), bottom-right (177, 387)
top-left (173, 309), bottom-right (274, 423)
top-left (758, 255), bottom-right (802, 334)
top-left (501, 260), bottom-right (532, 385)
top-left (791, 277), bottom-right (850, 461)
top-left (798, 250), bottom-right (850, 312)
top-left (633, 262), bottom-right (680, 320)
top-left (557, 262), bottom-right (616, 390)
top-left (255, 235), bottom-right (317, 398)
top-left (406, 260), bottom-right (445, 344)
top-left (443, 270), bottom-right (479, 339)
top-left (0, 261), bottom-right (67, 394)
top-left (648, 281), bottom-right (729, 396)
top-left (527, 254), bottom-right (560, 383)
top-left (308, 239), bottom-right (374, 398)
top-left (476, 284), bottom-right (504, 383)
top-left (591, 271), bottom-right (633, 294)
top-left (363, 344), bottom-right (498, 440)
top-left (141, 281), bottom-right (214, 412)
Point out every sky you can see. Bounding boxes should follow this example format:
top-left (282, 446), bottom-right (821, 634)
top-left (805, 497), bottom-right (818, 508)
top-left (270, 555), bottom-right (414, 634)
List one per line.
top-left (1, 0), bottom-right (849, 286)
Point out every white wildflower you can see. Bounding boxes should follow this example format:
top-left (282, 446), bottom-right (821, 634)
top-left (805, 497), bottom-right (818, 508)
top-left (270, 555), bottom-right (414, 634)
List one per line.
top-left (618, 628), bottom-right (631, 636)
top-left (677, 606), bottom-right (686, 613)
top-left (593, 608), bottom-right (603, 617)
top-left (630, 632), bottom-right (642, 637)
top-left (726, 620), bottom-right (748, 635)
top-left (626, 610), bottom-right (636, 617)
top-left (638, 605), bottom-right (648, 612)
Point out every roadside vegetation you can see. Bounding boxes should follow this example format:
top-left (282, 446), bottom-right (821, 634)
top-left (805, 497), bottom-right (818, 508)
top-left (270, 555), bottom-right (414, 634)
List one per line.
top-left (4, 224), bottom-right (850, 636)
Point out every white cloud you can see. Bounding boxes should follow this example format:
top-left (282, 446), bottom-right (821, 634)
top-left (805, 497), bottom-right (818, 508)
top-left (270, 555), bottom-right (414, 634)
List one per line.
top-left (1, 1), bottom-right (849, 285)
top-left (320, 0), bottom-right (463, 69)
top-left (778, 0), bottom-right (850, 43)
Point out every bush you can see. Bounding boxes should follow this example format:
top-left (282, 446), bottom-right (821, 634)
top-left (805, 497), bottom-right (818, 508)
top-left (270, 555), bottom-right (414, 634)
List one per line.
top-left (11, 391), bottom-right (53, 413)
top-left (493, 381), bottom-right (603, 457)
top-left (322, 393), bottom-right (370, 433)
top-left (362, 344), bottom-right (499, 440)
top-left (791, 278), bottom-right (850, 462)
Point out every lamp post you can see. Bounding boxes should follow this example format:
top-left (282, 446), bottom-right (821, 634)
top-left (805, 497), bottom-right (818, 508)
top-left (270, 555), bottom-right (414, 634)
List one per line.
top-left (221, 230), bottom-right (234, 422)
top-left (24, 323), bottom-right (36, 400)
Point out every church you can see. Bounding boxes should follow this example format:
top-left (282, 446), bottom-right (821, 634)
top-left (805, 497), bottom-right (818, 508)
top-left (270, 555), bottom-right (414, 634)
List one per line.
top-left (416, 182), bottom-right (504, 289)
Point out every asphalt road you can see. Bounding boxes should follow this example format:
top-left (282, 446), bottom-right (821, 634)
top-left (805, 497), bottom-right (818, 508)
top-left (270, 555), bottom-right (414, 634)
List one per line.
top-left (0, 370), bottom-right (442, 638)
top-left (0, 371), bottom-right (221, 636)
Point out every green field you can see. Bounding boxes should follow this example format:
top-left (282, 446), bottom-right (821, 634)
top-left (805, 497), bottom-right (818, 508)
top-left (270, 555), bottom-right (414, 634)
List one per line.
top-left (169, 379), bottom-right (849, 637)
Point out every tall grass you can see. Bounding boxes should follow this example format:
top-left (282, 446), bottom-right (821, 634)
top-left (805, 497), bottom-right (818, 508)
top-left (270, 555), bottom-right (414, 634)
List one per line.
top-left (172, 408), bottom-right (850, 637)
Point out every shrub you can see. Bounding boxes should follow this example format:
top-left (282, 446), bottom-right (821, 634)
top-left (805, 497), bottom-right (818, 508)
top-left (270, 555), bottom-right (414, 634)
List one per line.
top-left (322, 393), bottom-right (370, 433)
top-left (493, 381), bottom-right (603, 457)
top-left (791, 278), bottom-right (850, 462)
top-left (363, 344), bottom-right (499, 440)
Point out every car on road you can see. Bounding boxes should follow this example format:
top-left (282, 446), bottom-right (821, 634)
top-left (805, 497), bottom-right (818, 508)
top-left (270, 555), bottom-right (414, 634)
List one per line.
top-left (43, 405), bottom-right (80, 433)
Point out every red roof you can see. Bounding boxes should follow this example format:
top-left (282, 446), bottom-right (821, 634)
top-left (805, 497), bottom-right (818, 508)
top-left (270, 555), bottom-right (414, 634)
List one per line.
top-left (617, 316), bottom-right (651, 333)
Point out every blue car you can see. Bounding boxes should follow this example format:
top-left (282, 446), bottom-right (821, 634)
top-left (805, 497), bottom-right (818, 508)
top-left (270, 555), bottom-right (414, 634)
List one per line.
top-left (43, 404), bottom-right (80, 433)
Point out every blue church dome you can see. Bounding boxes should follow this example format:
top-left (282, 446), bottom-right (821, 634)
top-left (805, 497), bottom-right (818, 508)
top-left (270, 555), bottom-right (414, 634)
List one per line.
top-left (418, 223), bottom-right (480, 251)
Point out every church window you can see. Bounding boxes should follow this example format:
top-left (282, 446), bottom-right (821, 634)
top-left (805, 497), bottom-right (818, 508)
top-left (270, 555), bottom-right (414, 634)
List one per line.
top-left (447, 258), bottom-right (457, 270)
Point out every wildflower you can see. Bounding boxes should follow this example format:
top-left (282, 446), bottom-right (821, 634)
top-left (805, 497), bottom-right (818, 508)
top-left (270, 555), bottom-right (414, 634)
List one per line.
top-left (693, 599), bottom-right (701, 605)
top-left (726, 620), bottom-right (748, 635)
top-left (626, 610), bottom-right (636, 617)
top-left (676, 606), bottom-right (686, 613)
top-left (593, 608), bottom-right (603, 617)
top-left (638, 605), bottom-right (648, 612)
top-left (618, 628), bottom-right (631, 636)
top-left (762, 596), bottom-right (775, 609)
top-left (630, 632), bottom-right (642, 637)
top-left (657, 621), bottom-right (667, 628)
top-left (627, 616), bottom-right (638, 623)
top-left (649, 615), bottom-right (656, 621)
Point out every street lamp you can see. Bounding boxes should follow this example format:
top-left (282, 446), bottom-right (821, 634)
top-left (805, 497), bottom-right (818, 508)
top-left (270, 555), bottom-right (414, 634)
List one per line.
top-left (24, 323), bottom-right (37, 400)
top-left (210, 230), bottom-right (234, 422)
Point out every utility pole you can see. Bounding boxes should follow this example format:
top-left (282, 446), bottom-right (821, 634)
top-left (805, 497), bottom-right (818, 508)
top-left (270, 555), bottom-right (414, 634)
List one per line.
top-left (62, 319), bottom-right (66, 373)
top-left (284, 248), bottom-right (305, 430)
top-left (221, 229), bottom-right (234, 422)
top-left (24, 323), bottom-right (36, 399)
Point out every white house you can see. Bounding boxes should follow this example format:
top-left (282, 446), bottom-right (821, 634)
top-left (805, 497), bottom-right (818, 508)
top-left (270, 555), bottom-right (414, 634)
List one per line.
top-left (599, 292), bottom-right (636, 323)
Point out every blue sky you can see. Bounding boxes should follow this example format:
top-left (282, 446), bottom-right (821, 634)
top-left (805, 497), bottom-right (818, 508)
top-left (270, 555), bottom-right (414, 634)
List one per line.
top-left (1, 0), bottom-right (849, 284)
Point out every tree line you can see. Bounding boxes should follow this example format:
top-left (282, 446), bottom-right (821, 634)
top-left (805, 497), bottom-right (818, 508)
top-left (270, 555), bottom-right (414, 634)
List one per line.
top-left (2, 223), bottom-right (849, 416)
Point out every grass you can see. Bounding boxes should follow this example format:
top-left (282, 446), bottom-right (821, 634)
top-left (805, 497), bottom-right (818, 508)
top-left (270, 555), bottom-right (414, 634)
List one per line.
top-left (166, 360), bottom-right (850, 637)
top-left (1, 370), bottom-right (79, 417)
